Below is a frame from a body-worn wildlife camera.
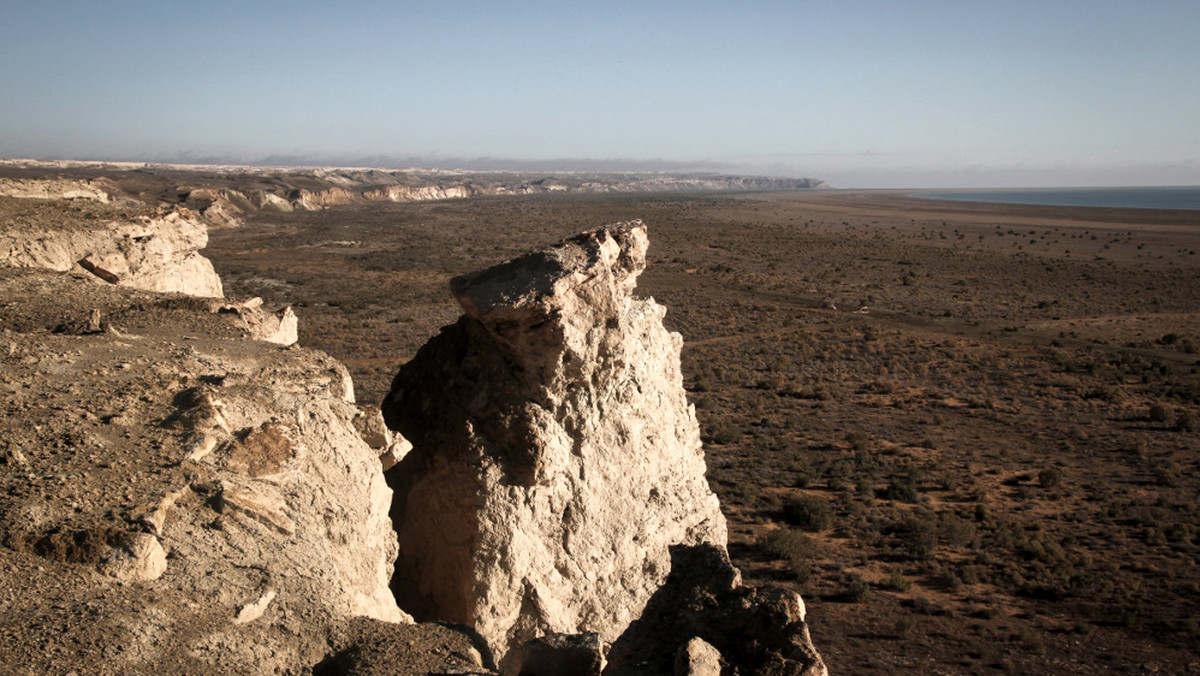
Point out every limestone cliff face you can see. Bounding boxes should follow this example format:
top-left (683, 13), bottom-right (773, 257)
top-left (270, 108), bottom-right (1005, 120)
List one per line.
top-left (180, 187), bottom-right (251, 228)
top-left (0, 199), bottom-right (224, 297)
top-left (289, 186), bottom-right (357, 210)
top-left (0, 176), bottom-right (115, 201)
top-left (382, 221), bottom-right (727, 668)
top-left (363, 184), bottom-right (476, 202)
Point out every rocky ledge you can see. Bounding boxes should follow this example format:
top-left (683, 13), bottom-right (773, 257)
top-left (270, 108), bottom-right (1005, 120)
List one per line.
top-left (0, 194), bottom-right (223, 297)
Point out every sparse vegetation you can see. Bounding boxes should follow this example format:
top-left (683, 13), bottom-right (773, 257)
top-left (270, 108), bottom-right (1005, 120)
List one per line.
top-left (205, 188), bottom-right (1200, 675)
top-left (781, 494), bottom-right (833, 532)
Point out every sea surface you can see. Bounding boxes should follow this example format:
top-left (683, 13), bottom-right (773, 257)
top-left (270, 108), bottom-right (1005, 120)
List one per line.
top-left (915, 186), bottom-right (1200, 211)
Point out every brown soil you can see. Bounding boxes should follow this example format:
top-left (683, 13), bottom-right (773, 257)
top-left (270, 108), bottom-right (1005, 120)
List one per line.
top-left (205, 190), bottom-right (1200, 675)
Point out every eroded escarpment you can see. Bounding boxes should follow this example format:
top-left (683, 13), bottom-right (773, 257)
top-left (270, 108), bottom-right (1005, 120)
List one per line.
top-left (383, 222), bottom-right (824, 673)
top-left (0, 163), bottom-right (828, 234)
top-left (0, 195), bottom-right (224, 297)
top-left (0, 194), bottom-right (826, 673)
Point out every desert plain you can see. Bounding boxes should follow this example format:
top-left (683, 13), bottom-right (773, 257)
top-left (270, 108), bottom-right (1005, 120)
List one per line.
top-left (201, 187), bottom-right (1200, 674)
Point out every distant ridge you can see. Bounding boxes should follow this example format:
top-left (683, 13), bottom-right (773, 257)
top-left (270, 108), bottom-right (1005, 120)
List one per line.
top-left (0, 158), bottom-right (828, 230)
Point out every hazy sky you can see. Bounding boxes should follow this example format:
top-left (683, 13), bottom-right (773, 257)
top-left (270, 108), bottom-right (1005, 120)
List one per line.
top-left (2, 1), bottom-right (1197, 188)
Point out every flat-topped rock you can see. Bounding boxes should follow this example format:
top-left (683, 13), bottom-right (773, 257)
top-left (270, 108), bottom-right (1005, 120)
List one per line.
top-left (0, 196), bottom-right (223, 297)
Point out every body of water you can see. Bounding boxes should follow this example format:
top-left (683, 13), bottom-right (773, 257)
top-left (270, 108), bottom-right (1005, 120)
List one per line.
top-left (915, 186), bottom-right (1200, 211)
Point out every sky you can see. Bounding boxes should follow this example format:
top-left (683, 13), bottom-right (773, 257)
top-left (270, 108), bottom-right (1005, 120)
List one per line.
top-left (1, 0), bottom-right (1198, 188)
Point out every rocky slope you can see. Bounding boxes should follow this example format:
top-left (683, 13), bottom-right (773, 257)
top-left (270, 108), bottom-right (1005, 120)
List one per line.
top-left (0, 176), bottom-right (116, 201)
top-left (382, 222), bottom-right (825, 674)
top-left (0, 269), bottom-right (420, 673)
top-left (0, 181), bottom-right (826, 674)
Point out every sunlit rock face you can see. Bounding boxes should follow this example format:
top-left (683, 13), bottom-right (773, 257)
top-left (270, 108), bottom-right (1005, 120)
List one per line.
top-left (0, 200), bottom-right (224, 298)
top-left (383, 221), bottom-right (727, 669)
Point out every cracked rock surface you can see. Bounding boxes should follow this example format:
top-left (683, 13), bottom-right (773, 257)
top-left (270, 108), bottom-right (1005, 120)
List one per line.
top-left (383, 222), bottom-right (727, 670)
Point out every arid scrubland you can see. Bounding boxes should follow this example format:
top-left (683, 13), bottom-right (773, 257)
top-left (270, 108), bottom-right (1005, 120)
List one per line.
top-left (207, 190), bottom-right (1200, 674)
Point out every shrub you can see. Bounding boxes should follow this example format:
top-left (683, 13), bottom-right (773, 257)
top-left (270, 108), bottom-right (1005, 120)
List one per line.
top-left (758, 528), bottom-right (813, 582)
top-left (1153, 461), bottom-right (1182, 487)
top-left (882, 567), bottom-right (912, 592)
top-left (781, 494), bottom-right (833, 532)
top-left (1175, 409), bottom-right (1196, 433)
top-left (891, 514), bottom-right (938, 560)
top-left (705, 423), bottom-right (741, 445)
top-left (939, 512), bottom-right (978, 547)
top-left (1149, 403), bottom-right (1171, 423)
top-left (881, 478), bottom-right (919, 502)
top-left (1038, 467), bottom-right (1064, 489)
top-left (841, 576), bottom-right (871, 603)
top-left (845, 430), bottom-right (870, 450)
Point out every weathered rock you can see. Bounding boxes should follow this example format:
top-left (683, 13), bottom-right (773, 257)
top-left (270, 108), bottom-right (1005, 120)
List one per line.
top-left (98, 532), bottom-right (169, 582)
top-left (674, 637), bottom-right (722, 676)
top-left (378, 435), bottom-right (413, 472)
top-left (354, 406), bottom-right (414, 471)
top-left (383, 222), bottom-right (727, 669)
top-left (511, 632), bottom-right (606, 676)
top-left (0, 199), bottom-right (224, 297)
top-left (354, 406), bottom-right (394, 450)
top-left (0, 177), bottom-right (113, 202)
top-left (180, 187), bottom-right (248, 227)
top-left (246, 189), bottom-right (294, 212)
top-left (244, 305), bottom-right (299, 345)
top-left (214, 297), bottom-right (299, 345)
top-left (606, 545), bottom-right (827, 676)
top-left (234, 589), bottom-right (278, 624)
top-left (0, 269), bottom-right (405, 673)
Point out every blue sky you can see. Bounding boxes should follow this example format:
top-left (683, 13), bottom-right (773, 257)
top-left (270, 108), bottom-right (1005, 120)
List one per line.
top-left (2, 1), bottom-right (1197, 188)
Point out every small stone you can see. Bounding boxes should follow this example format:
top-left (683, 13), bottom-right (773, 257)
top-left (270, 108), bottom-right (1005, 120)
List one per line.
top-left (234, 589), bottom-right (277, 624)
top-left (378, 435), bottom-right (412, 472)
top-left (100, 533), bottom-right (168, 581)
top-left (675, 637), bottom-right (722, 676)
top-left (216, 485), bottom-right (295, 535)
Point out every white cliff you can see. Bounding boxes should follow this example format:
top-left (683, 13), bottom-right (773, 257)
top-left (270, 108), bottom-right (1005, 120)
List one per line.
top-left (382, 221), bottom-right (727, 669)
top-left (0, 197), bottom-right (224, 297)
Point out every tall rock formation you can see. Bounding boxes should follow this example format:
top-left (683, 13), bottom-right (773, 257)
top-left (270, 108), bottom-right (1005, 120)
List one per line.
top-left (382, 221), bottom-right (727, 668)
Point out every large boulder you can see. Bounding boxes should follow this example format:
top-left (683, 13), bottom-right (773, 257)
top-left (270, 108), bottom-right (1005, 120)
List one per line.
top-left (382, 221), bottom-right (727, 670)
